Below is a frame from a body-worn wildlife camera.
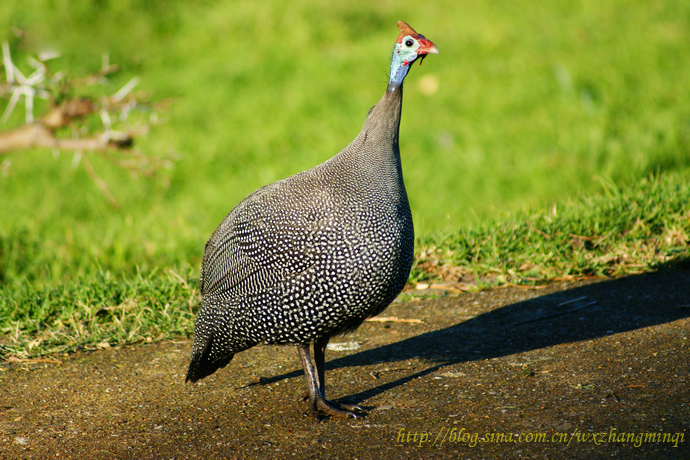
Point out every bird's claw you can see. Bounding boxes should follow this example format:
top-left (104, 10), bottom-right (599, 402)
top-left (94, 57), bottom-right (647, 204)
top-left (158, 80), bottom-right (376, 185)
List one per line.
top-left (302, 393), bottom-right (362, 420)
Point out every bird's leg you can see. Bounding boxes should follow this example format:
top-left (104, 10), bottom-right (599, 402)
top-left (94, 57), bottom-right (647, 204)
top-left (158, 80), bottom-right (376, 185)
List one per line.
top-left (312, 335), bottom-right (329, 395)
top-left (297, 343), bottom-right (358, 420)
top-left (313, 336), bottom-right (362, 413)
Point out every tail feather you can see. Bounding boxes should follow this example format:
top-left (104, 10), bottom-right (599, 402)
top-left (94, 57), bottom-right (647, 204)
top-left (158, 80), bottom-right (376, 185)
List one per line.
top-left (186, 335), bottom-right (234, 383)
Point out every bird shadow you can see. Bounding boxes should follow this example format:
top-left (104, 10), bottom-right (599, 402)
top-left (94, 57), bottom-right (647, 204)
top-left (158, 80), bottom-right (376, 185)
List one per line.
top-left (258, 266), bottom-right (690, 409)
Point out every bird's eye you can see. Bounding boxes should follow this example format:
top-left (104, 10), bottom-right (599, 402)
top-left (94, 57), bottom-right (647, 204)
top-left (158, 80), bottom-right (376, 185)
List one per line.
top-left (405, 39), bottom-right (414, 47)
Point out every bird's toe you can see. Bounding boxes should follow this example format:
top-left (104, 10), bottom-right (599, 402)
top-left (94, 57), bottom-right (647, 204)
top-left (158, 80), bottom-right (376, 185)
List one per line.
top-left (303, 396), bottom-right (362, 421)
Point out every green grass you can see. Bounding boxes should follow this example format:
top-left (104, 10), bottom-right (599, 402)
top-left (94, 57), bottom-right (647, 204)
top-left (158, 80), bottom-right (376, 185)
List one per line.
top-left (412, 173), bottom-right (690, 286)
top-left (2, 172), bottom-right (688, 359)
top-left (1, 268), bottom-right (198, 359)
top-left (1, 1), bottom-right (690, 358)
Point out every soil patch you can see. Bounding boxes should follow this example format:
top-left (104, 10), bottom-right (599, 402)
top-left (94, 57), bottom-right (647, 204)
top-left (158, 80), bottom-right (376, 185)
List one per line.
top-left (2, 270), bottom-right (689, 458)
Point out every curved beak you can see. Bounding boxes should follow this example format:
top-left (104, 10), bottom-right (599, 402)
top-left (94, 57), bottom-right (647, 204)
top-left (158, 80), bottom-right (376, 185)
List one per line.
top-left (416, 36), bottom-right (438, 66)
top-left (418, 37), bottom-right (439, 56)
top-left (415, 37), bottom-right (439, 66)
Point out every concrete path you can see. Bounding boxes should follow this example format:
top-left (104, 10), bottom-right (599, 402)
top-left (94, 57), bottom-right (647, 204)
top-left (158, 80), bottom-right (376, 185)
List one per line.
top-left (2, 270), bottom-right (688, 458)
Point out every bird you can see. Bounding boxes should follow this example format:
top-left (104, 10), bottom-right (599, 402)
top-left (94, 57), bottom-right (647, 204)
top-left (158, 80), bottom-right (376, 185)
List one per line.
top-left (186, 20), bottom-right (438, 420)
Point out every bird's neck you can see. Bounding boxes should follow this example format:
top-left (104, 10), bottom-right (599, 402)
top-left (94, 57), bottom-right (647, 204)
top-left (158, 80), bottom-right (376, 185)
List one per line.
top-left (322, 83), bottom-right (407, 198)
top-left (327, 85), bottom-right (404, 169)
top-left (331, 85), bottom-right (403, 177)
top-left (364, 84), bottom-right (403, 144)
top-left (389, 65), bottom-right (410, 89)
top-left (344, 85), bottom-right (405, 177)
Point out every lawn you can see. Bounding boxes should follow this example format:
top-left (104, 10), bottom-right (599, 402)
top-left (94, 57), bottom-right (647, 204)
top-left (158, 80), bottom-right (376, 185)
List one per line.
top-left (1, 0), bottom-right (689, 357)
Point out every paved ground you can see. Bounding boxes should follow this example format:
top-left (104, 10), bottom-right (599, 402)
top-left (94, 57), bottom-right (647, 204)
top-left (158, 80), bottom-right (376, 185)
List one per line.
top-left (1, 269), bottom-right (689, 459)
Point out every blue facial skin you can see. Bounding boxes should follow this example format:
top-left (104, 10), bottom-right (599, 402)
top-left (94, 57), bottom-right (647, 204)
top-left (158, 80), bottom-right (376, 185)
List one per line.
top-left (388, 34), bottom-right (422, 89)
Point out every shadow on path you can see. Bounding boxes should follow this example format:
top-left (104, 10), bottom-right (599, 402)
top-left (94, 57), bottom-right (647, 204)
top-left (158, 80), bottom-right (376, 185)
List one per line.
top-left (263, 268), bottom-right (690, 403)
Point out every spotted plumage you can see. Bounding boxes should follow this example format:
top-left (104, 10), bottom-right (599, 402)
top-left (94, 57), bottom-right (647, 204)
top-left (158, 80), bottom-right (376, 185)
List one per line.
top-left (187, 21), bottom-right (438, 420)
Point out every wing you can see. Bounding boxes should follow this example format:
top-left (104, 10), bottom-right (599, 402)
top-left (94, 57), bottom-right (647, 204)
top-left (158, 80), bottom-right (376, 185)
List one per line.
top-left (199, 177), bottom-right (331, 300)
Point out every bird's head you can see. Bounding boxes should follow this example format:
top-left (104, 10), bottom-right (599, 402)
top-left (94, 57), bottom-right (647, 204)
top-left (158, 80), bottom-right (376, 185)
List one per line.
top-left (389, 21), bottom-right (439, 88)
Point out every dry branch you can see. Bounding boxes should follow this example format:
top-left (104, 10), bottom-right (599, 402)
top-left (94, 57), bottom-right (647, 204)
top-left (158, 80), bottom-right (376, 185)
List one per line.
top-left (1, 41), bottom-right (170, 208)
top-left (0, 123), bottom-right (132, 154)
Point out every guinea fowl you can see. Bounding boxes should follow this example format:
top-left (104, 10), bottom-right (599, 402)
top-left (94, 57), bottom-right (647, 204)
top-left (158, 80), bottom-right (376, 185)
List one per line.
top-left (186, 21), bottom-right (438, 420)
